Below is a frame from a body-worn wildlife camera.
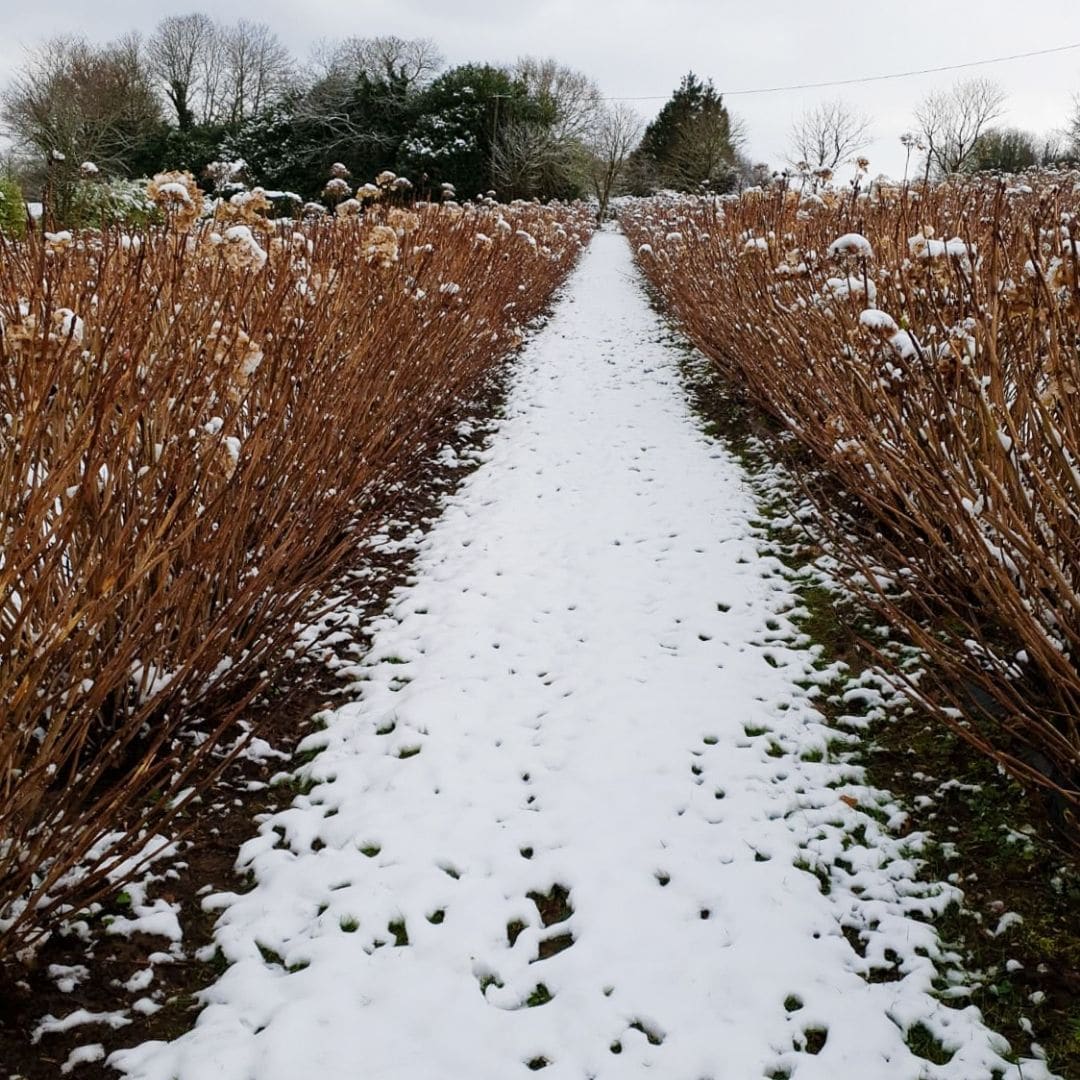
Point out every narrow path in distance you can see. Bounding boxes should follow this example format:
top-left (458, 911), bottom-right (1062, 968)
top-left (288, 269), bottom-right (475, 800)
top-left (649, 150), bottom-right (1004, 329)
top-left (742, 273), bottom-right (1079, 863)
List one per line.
top-left (115, 231), bottom-right (1050, 1080)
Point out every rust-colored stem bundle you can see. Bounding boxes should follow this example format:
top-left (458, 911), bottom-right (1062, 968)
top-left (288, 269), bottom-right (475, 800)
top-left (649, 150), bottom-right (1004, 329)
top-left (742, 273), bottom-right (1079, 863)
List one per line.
top-left (623, 175), bottom-right (1080, 839)
top-left (0, 199), bottom-right (593, 960)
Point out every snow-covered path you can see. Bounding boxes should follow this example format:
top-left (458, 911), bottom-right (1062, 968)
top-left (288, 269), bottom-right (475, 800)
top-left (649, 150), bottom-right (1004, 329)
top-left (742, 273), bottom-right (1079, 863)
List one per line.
top-left (115, 233), bottom-right (1046, 1080)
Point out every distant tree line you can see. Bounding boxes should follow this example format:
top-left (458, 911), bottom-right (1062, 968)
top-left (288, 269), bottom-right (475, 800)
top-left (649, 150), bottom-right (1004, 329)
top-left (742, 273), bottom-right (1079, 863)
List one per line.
top-left (786, 78), bottom-right (1079, 184)
top-left (2, 18), bottom-right (1079, 225)
top-left (0, 19), bottom-right (763, 221)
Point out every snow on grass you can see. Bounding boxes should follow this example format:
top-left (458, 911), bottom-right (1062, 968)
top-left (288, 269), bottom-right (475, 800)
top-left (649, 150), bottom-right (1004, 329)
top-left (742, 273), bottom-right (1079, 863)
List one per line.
top-left (113, 232), bottom-right (1053, 1080)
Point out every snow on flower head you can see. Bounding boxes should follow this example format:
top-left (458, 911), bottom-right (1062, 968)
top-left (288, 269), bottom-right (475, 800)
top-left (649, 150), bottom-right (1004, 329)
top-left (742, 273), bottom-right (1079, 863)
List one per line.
top-left (375, 170), bottom-right (398, 188)
top-left (44, 231), bottom-right (74, 256)
top-left (79, 161), bottom-right (99, 177)
top-left (221, 225), bottom-right (267, 272)
top-left (336, 198), bottom-right (362, 218)
top-left (221, 188), bottom-right (271, 225)
top-left (205, 159), bottom-right (247, 190)
top-left (356, 183), bottom-right (381, 202)
top-left (147, 171), bottom-right (203, 230)
top-left (827, 233), bottom-right (874, 260)
top-left (858, 308), bottom-right (899, 337)
top-left (51, 308), bottom-right (84, 343)
top-left (324, 177), bottom-right (352, 201)
top-left (826, 275), bottom-right (877, 304)
top-left (329, 162), bottom-right (351, 179)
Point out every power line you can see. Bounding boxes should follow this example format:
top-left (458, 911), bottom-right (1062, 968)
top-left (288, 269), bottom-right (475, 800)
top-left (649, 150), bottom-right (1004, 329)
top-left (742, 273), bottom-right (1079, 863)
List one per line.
top-left (604, 40), bottom-right (1080, 101)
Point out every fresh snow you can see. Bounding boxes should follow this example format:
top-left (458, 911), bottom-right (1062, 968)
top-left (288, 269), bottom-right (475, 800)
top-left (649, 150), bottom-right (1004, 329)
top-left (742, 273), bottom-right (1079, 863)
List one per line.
top-left (112, 231), bottom-right (1052, 1080)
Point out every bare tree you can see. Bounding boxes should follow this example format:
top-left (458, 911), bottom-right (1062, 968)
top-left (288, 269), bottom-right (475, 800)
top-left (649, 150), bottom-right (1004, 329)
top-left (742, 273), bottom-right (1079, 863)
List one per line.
top-left (489, 59), bottom-right (606, 200)
top-left (292, 35), bottom-right (440, 161)
top-left (2, 34), bottom-right (161, 171)
top-left (147, 13), bottom-right (220, 130)
top-left (491, 120), bottom-right (578, 199)
top-left (787, 98), bottom-right (871, 171)
top-left (1068, 94), bottom-right (1080, 160)
top-left (586, 102), bottom-right (642, 221)
top-left (2, 33), bottom-right (162, 221)
top-left (316, 35), bottom-right (443, 90)
top-left (513, 57), bottom-right (604, 143)
top-left (914, 77), bottom-right (1007, 177)
top-left (221, 21), bottom-right (293, 125)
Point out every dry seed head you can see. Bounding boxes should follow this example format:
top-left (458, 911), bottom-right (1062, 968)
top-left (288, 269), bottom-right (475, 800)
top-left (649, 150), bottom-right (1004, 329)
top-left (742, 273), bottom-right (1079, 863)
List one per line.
top-left (147, 171), bottom-right (203, 230)
top-left (387, 209), bottom-right (421, 234)
top-left (220, 188), bottom-right (271, 225)
top-left (202, 321), bottom-right (264, 396)
top-left (221, 225), bottom-right (267, 272)
top-left (2, 313), bottom-right (38, 350)
top-left (363, 225), bottom-right (400, 269)
top-left (44, 231), bottom-right (74, 256)
top-left (324, 177), bottom-right (351, 201)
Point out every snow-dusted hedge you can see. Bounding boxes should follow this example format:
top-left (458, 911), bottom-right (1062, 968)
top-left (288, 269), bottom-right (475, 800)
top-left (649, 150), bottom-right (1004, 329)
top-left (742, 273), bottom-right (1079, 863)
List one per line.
top-left (0, 180), bottom-right (594, 962)
top-left (623, 172), bottom-right (1080, 831)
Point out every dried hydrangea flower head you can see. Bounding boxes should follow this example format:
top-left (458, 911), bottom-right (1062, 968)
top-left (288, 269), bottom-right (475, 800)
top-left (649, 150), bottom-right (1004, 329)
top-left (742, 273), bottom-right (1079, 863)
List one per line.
top-left (218, 188), bottom-right (272, 226)
top-left (147, 171), bottom-right (204, 230)
top-left (329, 162), bottom-right (351, 179)
top-left (363, 225), bottom-right (400, 269)
top-left (43, 231), bottom-right (74, 257)
top-left (221, 225), bottom-right (267, 272)
top-left (386, 209), bottom-right (420, 235)
top-left (375, 171), bottom-right (397, 188)
top-left (79, 161), bottom-right (99, 178)
top-left (324, 177), bottom-right (352, 204)
top-left (357, 183), bottom-right (381, 202)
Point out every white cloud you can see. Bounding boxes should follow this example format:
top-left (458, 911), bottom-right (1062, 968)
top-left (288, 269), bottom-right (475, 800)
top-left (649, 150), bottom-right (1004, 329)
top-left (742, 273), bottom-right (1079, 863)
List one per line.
top-left (1, 0), bottom-right (1078, 178)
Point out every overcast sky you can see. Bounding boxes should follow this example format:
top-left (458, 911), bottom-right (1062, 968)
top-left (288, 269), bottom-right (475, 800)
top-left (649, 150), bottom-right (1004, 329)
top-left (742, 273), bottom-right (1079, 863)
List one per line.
top-left (1, 0), bottom-right (1078, 178)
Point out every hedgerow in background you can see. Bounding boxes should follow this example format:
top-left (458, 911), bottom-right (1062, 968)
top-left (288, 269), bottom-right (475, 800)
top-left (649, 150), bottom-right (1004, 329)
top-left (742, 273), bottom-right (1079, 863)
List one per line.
top-left (68, 177), bottom-right (160, 229)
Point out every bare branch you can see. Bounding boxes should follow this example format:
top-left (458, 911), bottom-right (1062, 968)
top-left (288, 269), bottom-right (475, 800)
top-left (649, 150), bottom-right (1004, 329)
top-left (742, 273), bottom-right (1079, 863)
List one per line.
top-left (787, 98), bottom-right (872, 171)
top-left (914, 77), bottom-right (1007, 177)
